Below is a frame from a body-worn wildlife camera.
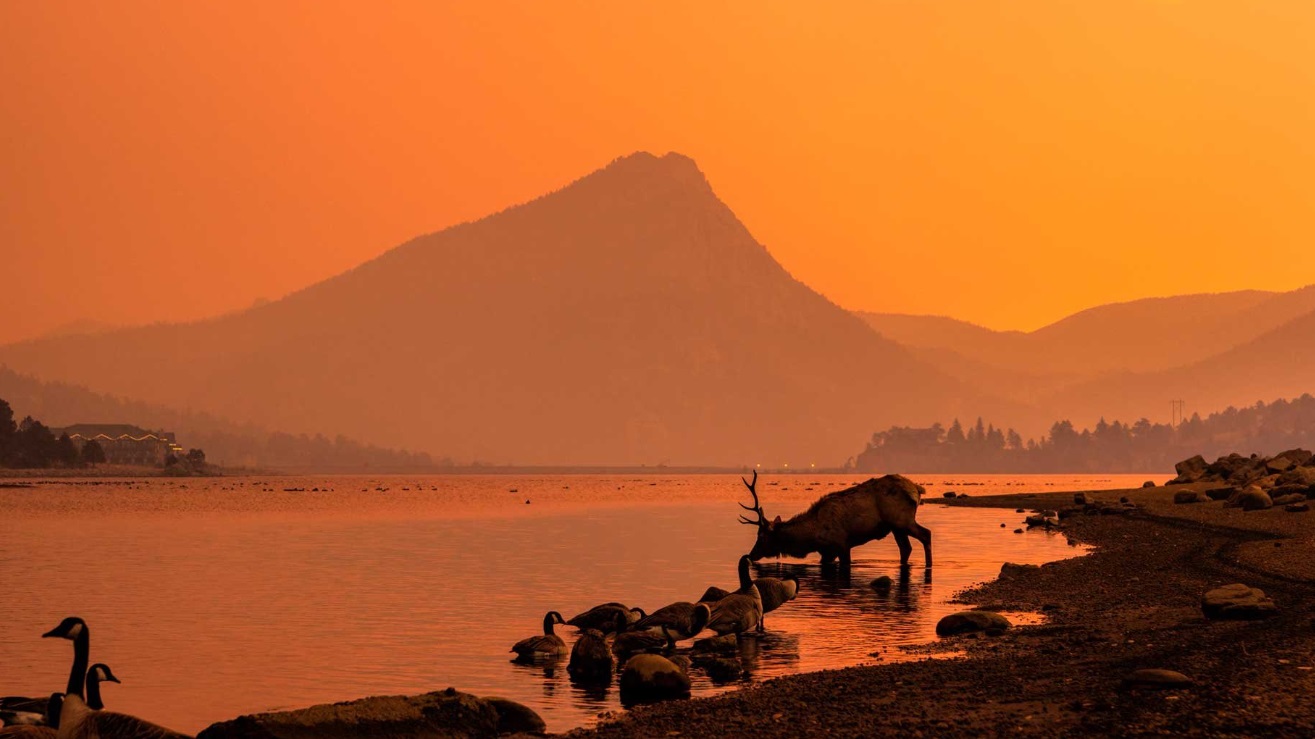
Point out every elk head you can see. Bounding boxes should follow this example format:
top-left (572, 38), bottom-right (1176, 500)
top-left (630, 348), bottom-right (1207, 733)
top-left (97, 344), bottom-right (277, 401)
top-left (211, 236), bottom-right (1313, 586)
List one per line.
top-left (738, 470), bottom-right (784, 560)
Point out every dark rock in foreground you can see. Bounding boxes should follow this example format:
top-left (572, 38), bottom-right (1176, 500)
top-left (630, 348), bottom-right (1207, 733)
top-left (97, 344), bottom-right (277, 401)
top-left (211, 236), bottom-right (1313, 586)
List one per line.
top-left (620, 654), bottom-right (691, 704)
top-left (1201, 584), bottom-right (1278, 620)
top-left (196, 687), bottom-right (540, 739)
top-left (936, 611), bottom-right (1011, 636)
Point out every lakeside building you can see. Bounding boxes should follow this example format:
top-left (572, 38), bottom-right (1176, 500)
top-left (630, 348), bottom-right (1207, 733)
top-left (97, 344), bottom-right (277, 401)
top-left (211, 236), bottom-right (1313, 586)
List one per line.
top-left (55, 424), bottom-right (184, 466)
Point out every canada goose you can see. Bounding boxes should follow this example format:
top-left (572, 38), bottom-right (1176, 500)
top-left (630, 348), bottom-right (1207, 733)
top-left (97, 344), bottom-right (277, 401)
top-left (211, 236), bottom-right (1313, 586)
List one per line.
top-left (705, 557), bottom-right (763, 637)
top-left (565, 603), bottom-right (646, 634)
top-left (510, 612), bottom-right (569, 661)
top-left (42, 617), bottom-right (191, 739)
top-left (83, 665), bottom-right (119, 712)
top-left (632, 602), bottom-right (711, 641)
top-left (0, 662), bottom-right (117, 738)
top-left (566, 628), bottom-right (613, 682)
top-left (738, 557), bottom-right (799, 631)
top-left (612, 625), bottom-right (676, 658)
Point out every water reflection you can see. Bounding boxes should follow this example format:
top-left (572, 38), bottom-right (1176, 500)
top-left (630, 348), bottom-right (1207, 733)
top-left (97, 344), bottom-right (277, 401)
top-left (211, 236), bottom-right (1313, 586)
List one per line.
top-left (0, 473), bottom-right (1112, 734)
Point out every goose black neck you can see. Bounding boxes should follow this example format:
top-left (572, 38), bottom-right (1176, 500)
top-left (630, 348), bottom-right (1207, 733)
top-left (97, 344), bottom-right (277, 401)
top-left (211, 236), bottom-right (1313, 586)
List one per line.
top-left (543, 612), bottom-right (557, 636)
top-left (86, 672), bottom-right (104, 710)
top-left (738, 556), bottom-right (752, 589)
top-left (67, 627), bottom-right (89, 699)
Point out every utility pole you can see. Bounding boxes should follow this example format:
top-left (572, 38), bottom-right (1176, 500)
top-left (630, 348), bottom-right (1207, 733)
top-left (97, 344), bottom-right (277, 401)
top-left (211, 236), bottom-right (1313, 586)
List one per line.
top-left (1170, 399), bottom-right (1185, 429)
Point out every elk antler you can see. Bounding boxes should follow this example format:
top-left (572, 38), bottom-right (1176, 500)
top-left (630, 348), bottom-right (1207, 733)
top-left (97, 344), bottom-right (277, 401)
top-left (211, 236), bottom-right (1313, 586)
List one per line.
top-left (737, 469), bottom-right (767, 527)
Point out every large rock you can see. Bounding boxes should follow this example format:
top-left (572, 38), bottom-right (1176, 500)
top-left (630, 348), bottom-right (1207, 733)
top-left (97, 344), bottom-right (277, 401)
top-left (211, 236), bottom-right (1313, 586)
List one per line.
top-left (1265, 457), bottom-right (1295, 474)
top-left (196, 687), bottom-right (526, 739)
top-left (619, 654), bottom-right (691, 703)
top-left (1201, 584), bottom-right (1278, 620)
top-left (1277, 467), bottom-right (1315, 488)
top-left (692, 634), bottom-right (740, 654)
top-left (1205, 486), bottom-right (1236, 501)
top-left (936, 611), bottom-right (1012, 636)
top-left (1272, 493), bottom-right (1306, 506)
top-left (1173, 491), bottom-right (1210, 504)
top-left (1224, 486), bottom-right (1272, 511)
top-left (481, 698), bottom-right (546, 735)
top-left (1274, 448), bottom-right (1314, 468)
top-left (1172, 455), bottom-right (1208, 484)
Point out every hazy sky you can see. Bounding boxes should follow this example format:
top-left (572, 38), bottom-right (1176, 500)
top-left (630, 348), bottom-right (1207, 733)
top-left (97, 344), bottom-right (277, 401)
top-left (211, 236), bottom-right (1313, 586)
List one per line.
top-left (3, 2), bottom-right (1313, 345)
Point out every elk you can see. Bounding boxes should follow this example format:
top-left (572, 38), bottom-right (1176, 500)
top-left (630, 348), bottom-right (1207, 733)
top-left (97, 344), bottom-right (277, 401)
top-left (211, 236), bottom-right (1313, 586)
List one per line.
top-left (738, 471), bottom-right (932, 568)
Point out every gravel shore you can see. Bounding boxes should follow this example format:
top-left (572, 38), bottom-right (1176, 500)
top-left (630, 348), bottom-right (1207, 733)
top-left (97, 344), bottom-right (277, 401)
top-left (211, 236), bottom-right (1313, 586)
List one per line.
top-left (569, 483), bottom-right (1315, 737)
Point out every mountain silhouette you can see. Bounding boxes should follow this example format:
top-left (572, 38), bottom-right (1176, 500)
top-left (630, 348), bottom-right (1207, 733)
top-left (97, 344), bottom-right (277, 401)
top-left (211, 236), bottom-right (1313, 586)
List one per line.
top-left (0, 152), bottom-right (1002, 466)
top-left (859, 285), bottom-right (1315, 413)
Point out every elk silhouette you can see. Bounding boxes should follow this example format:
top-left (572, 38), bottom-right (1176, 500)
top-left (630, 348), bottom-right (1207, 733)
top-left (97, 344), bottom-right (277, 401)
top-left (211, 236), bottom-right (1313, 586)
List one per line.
top-left (738, 471), bottom-right (932, 568)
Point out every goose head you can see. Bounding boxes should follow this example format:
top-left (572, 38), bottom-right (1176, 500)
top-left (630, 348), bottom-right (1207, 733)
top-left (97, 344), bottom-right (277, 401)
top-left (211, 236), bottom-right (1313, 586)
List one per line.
top-left (46, 694), bottom-right (64, 729)
top-left (628, 607), bottom-right (646, 622)
top-left (42, 617), bottom-right (86, 641)
top-left (89, 664), bottom-right (120, 685)
top-left (543, 611), bottom-right (566, 634)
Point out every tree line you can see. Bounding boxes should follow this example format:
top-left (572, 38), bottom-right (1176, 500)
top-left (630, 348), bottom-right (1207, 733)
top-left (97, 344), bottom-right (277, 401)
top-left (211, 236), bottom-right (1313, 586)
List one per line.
top-left (0, 398), bottom-right (106, 469)
top-left (856, 394), bottom-right (1315, 474)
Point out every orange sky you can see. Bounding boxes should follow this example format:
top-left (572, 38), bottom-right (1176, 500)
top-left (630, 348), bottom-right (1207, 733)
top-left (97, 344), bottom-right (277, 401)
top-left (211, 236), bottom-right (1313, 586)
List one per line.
top-left (3, 2), bottom-right (1313, 345)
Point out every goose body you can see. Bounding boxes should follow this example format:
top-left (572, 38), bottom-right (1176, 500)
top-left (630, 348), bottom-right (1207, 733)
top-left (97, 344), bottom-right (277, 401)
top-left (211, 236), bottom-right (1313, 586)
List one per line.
top-left (510, 612), bottom-right (569, 661)
top-left (632, 602), bottom-right (711, 641)
top-left (566, 603), bottom-right (645, 634)
top-left (612, 626), bottom-right (676, 658)
top-left (566, 629), bottom-right (613, 682)
top-left (738, 557), bottom-right (799, 631)
top-left (42, 617), bottom-right (192, 739)
top-left (706, 557), bottom-right (764, 636)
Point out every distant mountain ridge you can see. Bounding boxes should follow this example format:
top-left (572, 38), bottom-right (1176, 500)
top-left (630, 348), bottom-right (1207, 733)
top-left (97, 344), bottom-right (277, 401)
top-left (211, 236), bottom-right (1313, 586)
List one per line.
top-left (858, 285), bottom-right (1315, 429)
top-left (0, 152), bottom-right (1010, 466)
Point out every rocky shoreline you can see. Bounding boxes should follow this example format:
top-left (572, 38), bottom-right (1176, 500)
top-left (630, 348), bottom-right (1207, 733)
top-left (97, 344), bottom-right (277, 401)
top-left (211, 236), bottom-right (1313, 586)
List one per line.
top-left (567, 481), bottom-right (1315, 737)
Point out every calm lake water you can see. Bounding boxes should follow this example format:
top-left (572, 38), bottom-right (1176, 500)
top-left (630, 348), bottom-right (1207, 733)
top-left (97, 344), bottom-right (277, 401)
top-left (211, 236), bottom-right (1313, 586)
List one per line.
top-left (0, 473), bottom-right (1153, 733)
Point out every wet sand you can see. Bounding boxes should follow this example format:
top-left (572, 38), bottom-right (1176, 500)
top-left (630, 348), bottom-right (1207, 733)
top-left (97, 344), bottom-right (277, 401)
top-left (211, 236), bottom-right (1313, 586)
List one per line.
top-left (573, 483), bottom-right (1315, 737)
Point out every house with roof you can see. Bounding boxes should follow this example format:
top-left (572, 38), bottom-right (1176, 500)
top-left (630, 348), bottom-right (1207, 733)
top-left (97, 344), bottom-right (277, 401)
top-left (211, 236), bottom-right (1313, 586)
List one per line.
top-left (54, 424), bottom-right (185, 466)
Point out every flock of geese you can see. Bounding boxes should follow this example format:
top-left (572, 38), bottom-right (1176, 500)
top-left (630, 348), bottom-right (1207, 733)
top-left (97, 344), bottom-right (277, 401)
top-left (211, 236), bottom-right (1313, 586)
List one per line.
top-left (2, 557), bottom-right (798, 734)
top-left (511, 554), bottom-right (799, 683)
top-left (0, 617), bottom-right (189, 739)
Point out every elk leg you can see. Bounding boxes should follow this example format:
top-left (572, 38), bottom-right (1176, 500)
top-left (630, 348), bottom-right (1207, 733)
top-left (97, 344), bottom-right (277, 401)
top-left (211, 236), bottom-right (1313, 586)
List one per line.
top-left (821, 552), bottom-right (837, 567)
top-left (909, 522), bottom-right (933, 567)
top-left (839, 548), bottom-right (852, 569)
top-left (893, 530), bottom-right (912, 566)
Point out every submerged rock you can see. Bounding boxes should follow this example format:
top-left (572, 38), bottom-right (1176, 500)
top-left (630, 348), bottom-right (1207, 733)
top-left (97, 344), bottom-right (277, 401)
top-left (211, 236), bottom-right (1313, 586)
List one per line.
top-left (1122, 669), bottom-right (1193, 690)
top-left (1202, 584), bottom-right (1278, 620)
top-left (195, 687), bottom-right (529, 739)
top-left (692, 654), bottom-right (743, 683)
top-left (935, 611), bottom-right (1011, 637)
top-left (692, 634), bottom-right (741, 654)
top-left (870, 576), bottom-right (893, 593)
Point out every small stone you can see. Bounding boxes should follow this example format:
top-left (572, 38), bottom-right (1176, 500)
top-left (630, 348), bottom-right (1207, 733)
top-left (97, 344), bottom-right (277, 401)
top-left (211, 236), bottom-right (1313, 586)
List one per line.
top-left (1141, 481), bottom-right (1156, 488)
top-left (1013, 528), bottom-right (1023, 534)
top-left (1285, 503), bottom-right (1310, 513)
top-left (1122, 669), bottom-right (1192, 690)
top-left (943, 491), bottom-right (957, 499)
top-left (1202, 583), bottom-right (1278, 620)
top-left (1073, 492), bottom-right (1089, 505)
